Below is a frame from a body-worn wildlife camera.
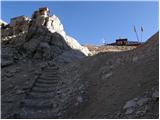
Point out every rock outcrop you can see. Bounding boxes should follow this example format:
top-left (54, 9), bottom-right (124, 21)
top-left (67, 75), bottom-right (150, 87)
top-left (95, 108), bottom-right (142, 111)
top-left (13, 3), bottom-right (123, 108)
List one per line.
top-left (1, 7), bottom-right (91, 63)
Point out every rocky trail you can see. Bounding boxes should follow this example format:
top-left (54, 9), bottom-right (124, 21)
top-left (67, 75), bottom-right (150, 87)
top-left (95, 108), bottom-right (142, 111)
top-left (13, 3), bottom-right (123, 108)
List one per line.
top-left (18, 65), bottom-right (60, 118)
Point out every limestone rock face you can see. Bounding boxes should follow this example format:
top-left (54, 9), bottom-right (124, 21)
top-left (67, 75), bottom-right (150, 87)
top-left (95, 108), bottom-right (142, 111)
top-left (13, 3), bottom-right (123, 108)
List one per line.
top-left (1, 7), bottom-right (91, 63)
top-left (27, 7), bottom-right (91, 56)
top-left (29, 7), bottom-right (66, 38)
top-left (65, 35), bottom-right (91, 56)
top-left (23, 27), bottom-right (70, 60)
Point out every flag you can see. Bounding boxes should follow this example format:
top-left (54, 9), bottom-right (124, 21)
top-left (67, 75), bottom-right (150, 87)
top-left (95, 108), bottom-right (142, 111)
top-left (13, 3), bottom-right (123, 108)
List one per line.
top-left (134, 25), bottom-right (136, 32)
top-left (141, 26), bottom-right (144, 32)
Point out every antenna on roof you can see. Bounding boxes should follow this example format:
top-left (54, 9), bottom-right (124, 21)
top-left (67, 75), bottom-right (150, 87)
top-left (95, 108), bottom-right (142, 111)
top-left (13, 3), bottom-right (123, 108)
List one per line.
top-left (133, 25), bottom-right (139, 42)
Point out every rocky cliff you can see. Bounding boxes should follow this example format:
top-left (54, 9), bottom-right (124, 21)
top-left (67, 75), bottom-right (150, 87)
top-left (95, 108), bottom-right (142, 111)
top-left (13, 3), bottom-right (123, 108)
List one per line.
top-left (1, 7), bottom-right (91, 66)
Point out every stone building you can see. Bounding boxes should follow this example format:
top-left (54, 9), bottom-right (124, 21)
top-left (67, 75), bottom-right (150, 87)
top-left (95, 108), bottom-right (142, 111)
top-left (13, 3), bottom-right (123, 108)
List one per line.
top-left (1, 16), bottom-right (30, 37)
top-left (10, 16), bottom-right (30, 34)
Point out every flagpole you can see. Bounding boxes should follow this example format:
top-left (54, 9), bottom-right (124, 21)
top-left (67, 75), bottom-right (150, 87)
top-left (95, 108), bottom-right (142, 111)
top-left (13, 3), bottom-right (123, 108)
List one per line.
top-left (141, 31), bottom-right (142, 42)
top-left (134, 26), bottom-right (139, 42)
top-left (141, 26), bottom-right (143, 42)
top-left (136, 31), bottom-right (139, 42)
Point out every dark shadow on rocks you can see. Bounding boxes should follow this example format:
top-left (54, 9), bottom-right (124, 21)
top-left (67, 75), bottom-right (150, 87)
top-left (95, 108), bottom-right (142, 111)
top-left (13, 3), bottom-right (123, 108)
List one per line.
top-left (1, 26), bottom-right (89, 67)
top-left (21, 25), bottom-right (88, 63)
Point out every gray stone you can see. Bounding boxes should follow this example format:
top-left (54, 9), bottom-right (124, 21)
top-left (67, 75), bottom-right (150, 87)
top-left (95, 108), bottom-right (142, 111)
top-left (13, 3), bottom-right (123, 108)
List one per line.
top-left (1, 60), bottom-right (13, 68)
top-left (5, 72), bottom-right (14, 78)
top-left (16, 90), bottom-right (25, 95)
top-left (125, 108), bottom-right (134, 115)
top-left (137, 98), bottom-right (149, 106)
top-left (103, 72), bottom-right (113, 79)
top-left (123, 100), bottom-right (137, 109)
top-left (152, 90), bottom-right (159, 98)
top-left (77, 96), bottom-right (83, 103)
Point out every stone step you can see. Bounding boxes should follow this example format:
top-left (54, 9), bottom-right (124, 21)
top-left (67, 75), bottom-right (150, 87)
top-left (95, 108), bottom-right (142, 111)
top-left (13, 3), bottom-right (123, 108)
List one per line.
top-left (43, 71), bottom-right (58, 74)
top-left (37, 79), bottom-right (58, 84)
top-left (32, 86), bottom-right (56, 93)
top-left (27, 91), bottom-right (55, 99)
top-left (43, 69), bottom-right (58, 73)
top-left (19, 108), bottom-right (58, 119)
top-left (41, 71), bottom-right (58, 75)
top-left (20, 99), bottom-right (53, 109)
top-left (39, 75), bottom-right (59, 79)
top-left (39, 76), bottom-right (58, 80)
top-left (35, 82), bottom-right (58, 87)
top-left (44, 68), bottom-right (58, 72)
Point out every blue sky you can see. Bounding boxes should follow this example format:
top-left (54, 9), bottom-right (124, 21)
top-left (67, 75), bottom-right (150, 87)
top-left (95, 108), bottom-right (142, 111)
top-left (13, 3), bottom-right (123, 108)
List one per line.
top-left (1, 1), bottom-right (159, 45)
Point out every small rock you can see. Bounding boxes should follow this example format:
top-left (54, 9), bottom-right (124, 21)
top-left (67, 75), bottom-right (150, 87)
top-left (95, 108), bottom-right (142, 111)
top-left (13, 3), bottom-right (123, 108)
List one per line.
top-left (16, 90), bottom-right (25, 94)
top-left (23, 74), bottom-right (27, 77)
top-left (137, 98), bottom-right (149, 106)
top-left (34, 71), bottom-right (41, 75)
top-left (103, 72), bottom-right (112, 79)
top-left (9, 69), bottom-right (17, 73)
top-left (22, 59), bottom-right (26, 63)
top-left (77, 96), bottom-right (83, 103)
top-left (15, 67), bottom-right (21, 72)
top-left (126, 115), bottom-right (134, 119)
top-left (152, 90), bottom-right (159, 98)
top-left (144, 105), bottom-right (149, 112)
top-left (40, 63), bottom-right (48, 69)
top-left (57, 112), bottom-right (62, 117)
top-left (133, 97), bottom-right (138, 101)
top-left (5, 73), bottom-right (14, 78)
top-left (136, 110), bottom-right (145, 117)
top-left (137, 83), bottom-right (141, 87)
top-left (28, 68), bottom-right (35, 72)
top-left (125, 108), bottom-right (134, 115)
top-left (48, 61), bottom-right (55, 66)
top-left (132, 56), bottom-right (138, 62)
top-left (123, 100), bottom-right (136, 109)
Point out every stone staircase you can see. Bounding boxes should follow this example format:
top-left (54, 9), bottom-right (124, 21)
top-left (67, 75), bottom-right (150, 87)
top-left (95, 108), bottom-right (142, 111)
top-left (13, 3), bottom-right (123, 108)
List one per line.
top-left (18, 65), bottom-right (61, 118)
